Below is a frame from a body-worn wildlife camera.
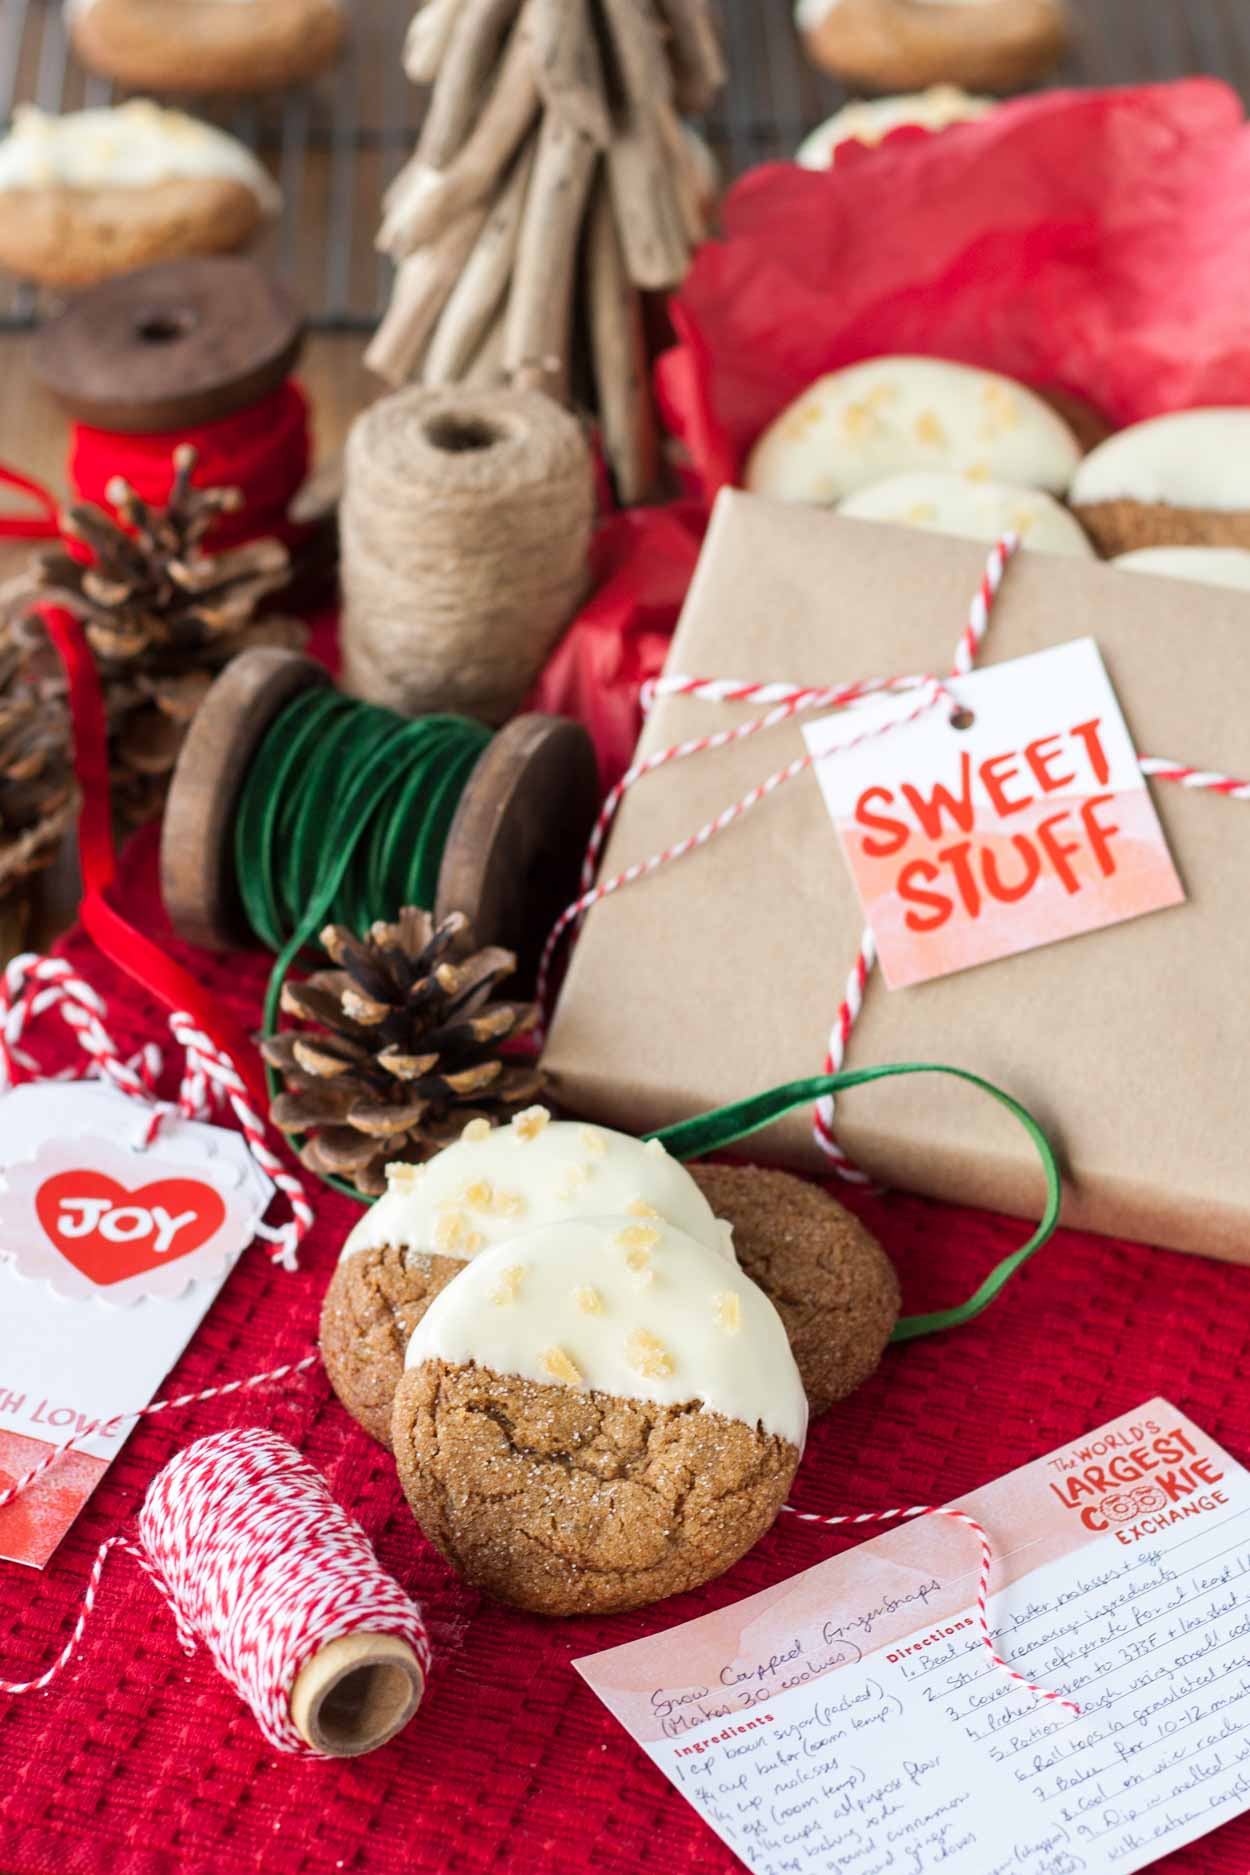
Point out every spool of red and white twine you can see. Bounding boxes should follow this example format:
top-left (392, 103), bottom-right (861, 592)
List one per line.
top-left (538, 535), bottom-right (1250, 1181)
top-left (0, 1429), bottom-right (430, 1759)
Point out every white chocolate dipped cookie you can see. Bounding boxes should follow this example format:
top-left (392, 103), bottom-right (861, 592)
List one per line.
top-left (68, 0), bottom-right (345, 97)
top-left (795, 87), bottom-right (992, 169)
top-left (392, 1219), bottom-right (808, 1614)
top-left (796, 0), bottom-right (1070, 96)
top-left (745, 358), bottom-right (1082, 506)
top-left (0, 102), bottom-right (280, 288)
top-left (838, 470), bottom-right (1094, 555)
top-left (1070, 410), bottom-right (1250, 557)
top-left (320, 1107), bottom-right (734, 1446)
top-left (1113, 547), bottom-right (1250, 591)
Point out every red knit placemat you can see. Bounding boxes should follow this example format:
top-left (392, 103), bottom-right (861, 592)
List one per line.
top-left (0, 826), bottom-right (1247, 1875)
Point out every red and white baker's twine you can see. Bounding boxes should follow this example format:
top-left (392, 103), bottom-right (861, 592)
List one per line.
top-left (781, 1500), bottom-right (1080, 1713)
top-left (0, 952), bottom-right (312, 1267)
top-left (540, 535), bottom-right (1250, 1178)
top-left (0, 1428), bottom-right (430, 1756)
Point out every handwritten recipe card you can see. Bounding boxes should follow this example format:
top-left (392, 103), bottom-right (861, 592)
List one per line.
top-left (577, 1401), bottom-right (1250, 1875)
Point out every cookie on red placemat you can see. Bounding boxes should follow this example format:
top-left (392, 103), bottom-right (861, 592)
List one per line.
top-left (691, 1163), bottom-right (901, 1416)
top-left (391, 1219), bottom-right (807, 1615)
top-left (320, 1109), bottom-right (735, 1447)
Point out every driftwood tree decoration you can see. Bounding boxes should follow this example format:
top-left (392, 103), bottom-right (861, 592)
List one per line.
top-left (370, 0), bottom-right (725, 505)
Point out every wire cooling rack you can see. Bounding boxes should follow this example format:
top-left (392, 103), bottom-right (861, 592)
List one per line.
top-left (3, 0), bottom-right (1250, 333)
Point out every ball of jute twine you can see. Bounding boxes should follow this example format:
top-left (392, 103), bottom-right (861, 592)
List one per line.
top-left (340, 385), bottom-right (594, 725)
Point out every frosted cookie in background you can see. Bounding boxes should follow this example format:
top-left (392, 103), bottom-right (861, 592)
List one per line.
top-left (392, 1220), bottom-right (809, 1615)
top-left (321, 1109), bottom-right (735, 1446)
top-left (0, 102), bottom-right (280, 287)
top-left (67, 0), bottom-right (345, 95)
top-left (746, 357), bottom-right (1083, 506)
top-left (795, 86), bottom-right (992, 168)
top-left (1070, 410), bottom-right (1250, 557)
top-left (838, 469), bottom-right (1095, 556)
top-left (795, 0), bottom-right (1070, 95)
top-left (1113, 546), bottom-right (1250, 591)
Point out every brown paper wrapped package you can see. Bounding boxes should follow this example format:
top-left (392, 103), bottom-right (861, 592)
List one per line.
top-left (544, 491), bottom-right (1250, 1264)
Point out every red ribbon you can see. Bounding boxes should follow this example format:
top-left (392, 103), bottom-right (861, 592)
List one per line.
top-left (0, 380), bottom-right (311, 552)
top-left (40, 603), bottom-right (271, 1116)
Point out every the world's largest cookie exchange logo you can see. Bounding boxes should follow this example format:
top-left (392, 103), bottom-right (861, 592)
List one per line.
top-left (1047, 1419), bottom-right (1228, 1546)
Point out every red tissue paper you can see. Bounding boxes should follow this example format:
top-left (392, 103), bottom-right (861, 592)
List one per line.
top-left (536, 79), bottom-right (1250, 789)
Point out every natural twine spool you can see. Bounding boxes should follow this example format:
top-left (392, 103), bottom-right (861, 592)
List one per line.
top-left (339, 385), bottom-right (594, 725)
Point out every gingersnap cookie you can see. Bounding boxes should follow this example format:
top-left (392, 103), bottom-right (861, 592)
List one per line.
top-left (796, 87), bottom-right (992, 169)
top-left (321, 1107), bottom-right (735, 1446)
top-left (0, 103), bottom-right (280, 289)
top-left (745, 358), bottom-right (1082, 507)
top-left (392, 1219), bottom-right (807, 1615)
top-left (837, 470), bottom-right (1094, 557)
top-left (689, 1165), bottom-right (899, 1416)
top-left (1113, 546), bottom-right (1250, 592)
top-left (1070, 410), bottom-right (1250, 558)
top-left (796, 0), bottom-right (1070, 96)
top-left (68, 0), bottom-right (345, 96)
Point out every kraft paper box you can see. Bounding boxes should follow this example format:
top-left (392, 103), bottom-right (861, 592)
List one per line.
top-left (544, 491), bottom-right (1250, 1264)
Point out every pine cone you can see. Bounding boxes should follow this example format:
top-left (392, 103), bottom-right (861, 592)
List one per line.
top-left (262, 909), bottom-right (545, 1196)
top-left (29, 443), bottom-right (304, 824)
top-left (0, 617), bottom-right (76, 898)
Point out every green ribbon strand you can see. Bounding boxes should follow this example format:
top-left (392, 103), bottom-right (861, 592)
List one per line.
top-left (232, 683), bottom-right (492, 1064)
top-left (649, 1062), bottom-right (1061, 1343)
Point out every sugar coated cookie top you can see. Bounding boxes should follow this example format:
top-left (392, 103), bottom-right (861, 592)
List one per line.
top-left (341, 1108), bottom-right (735, 1266)
top-left (1113, 546), bottom-right (1250, 590)
top-left (796, 87), bottom-right (991, 168)
top-left (1071, 410), bottom-right (1250, 513)
top-left (838, 470), bottom-right (1094, 556)
top-left (405, 1216), bottom-right (809, 1449)
top-left (0, 102), bottom-right (280, 210)
top-left (746, 358), bottom-right (1082, 505)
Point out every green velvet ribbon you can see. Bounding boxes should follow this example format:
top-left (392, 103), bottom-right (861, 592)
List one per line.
top-left (650, 1063), bottom-right (1061, 1342)
top-left (232, 683), bottom-right (491, 1061)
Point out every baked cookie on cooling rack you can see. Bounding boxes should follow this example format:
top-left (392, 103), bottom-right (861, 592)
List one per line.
top-left (67, 0), bottom-right (345, 96)
top-left (391, 1219), bottom-right (808, 1615)
top-left (796, 0), bottom-right (1070, 95)
top-left (0, 103), bottom-right (280, 289)
top-left (1071, 410), bottom-right (1250, 557)
top-left (745, 357), bottom-right (1083, 507)
top-left (321, 1109), bottom-right (734, 1446)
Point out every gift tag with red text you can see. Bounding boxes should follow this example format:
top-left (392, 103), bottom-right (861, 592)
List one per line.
top-left (802, 639), bottom-right (1184, 989)
top-left (0, 1081), bottom-right (272, 1567)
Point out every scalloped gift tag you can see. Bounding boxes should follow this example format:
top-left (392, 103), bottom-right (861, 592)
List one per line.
top-left (0, 1081), bottom-right (273, 1567)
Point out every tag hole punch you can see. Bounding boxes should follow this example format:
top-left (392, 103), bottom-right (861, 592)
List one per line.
top-left (949, 707), bottom-right (976, 732)
top-left (134, 307), bottom-right (199, 346)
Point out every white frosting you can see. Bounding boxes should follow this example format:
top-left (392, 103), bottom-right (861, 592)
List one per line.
top-left (341, 1109), bottom-right (736, 1266)
top-left (796, 88), bottom-right (991, 168)
top-left (1113, 546), bottom-right (1250, 591)
top-left (0, 102), bottom-right (280, 211)
top-left (745, 358), bottom-right (1082, 505)
top-left (838, 470), bottom-right (1094, 556)
top-left (405, 1217), bottom-right (809, 1450)
top-left (1070, 410), bottom-right (1250, 513)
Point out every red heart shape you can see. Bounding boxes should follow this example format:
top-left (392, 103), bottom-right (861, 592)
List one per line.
top-left (34, 1171), bottom-right (227, 1288)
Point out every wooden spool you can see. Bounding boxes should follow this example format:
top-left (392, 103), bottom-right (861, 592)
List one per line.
top-left (160, 646), bottom-right (601, 981)
top-left (288, 1632), bottom-right (425, 1758)
top-left (31, 256), bottom-right (305, 432)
